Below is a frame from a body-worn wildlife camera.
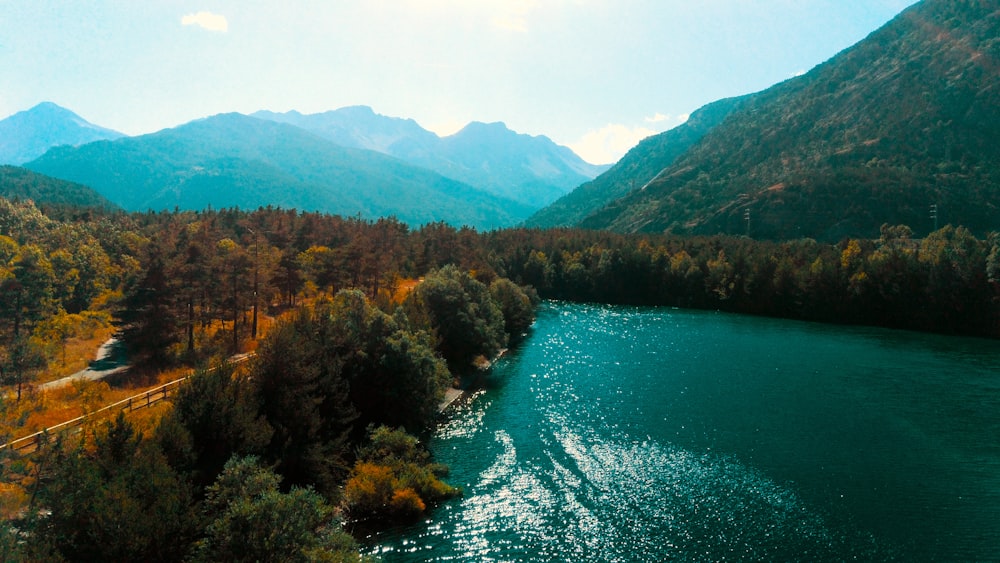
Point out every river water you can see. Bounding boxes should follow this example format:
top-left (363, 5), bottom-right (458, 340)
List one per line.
top-left (364, 302), bottom-right (1000, 561)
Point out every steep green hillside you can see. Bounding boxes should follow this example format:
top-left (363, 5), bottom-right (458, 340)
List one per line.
top-left (526, 96), bottom-right (746, 228)
top-left (26, 113), bottom-right (533, 229)
top-left (581, 0), bottom-right (1000, 241)
top-left (0, 165), bottom-right (115, 209)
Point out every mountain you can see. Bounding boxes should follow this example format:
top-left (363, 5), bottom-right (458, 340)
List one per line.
top-left (253, 107), bottom-right (606, 208)
top-left (526, 96), bottom-right (747, 228)
top-left (0, 165), bottom-right (116, 209)
top-left (577, 0), bottom-right (1000, 241)
top-left (24, 113), bottom-right (533, 229)
top-left (252, 106), bottom-right (439, 157)
top-left (437, 121), bottom-right (608, 207)
top-left (0, 102), bottom-right (124, 165)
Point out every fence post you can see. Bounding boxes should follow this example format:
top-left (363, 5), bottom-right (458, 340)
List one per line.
top-left (2, 352), bottom-right (255, 456)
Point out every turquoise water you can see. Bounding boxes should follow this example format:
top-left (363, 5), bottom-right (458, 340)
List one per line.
top-left (364, 302), bottom-right (1000, 561)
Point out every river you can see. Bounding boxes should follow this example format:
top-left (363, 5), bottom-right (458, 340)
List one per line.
top-left (364, 302), bottom-right (1000, 561)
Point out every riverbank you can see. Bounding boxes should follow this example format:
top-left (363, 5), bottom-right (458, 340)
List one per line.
top-left (438, 387), bottom-right (464, 412)
top-left (437, 348), bottom-right (508, 413)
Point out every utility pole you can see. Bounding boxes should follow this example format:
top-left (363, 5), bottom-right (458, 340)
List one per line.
top-left (930, 203), bottom-right (939, 232)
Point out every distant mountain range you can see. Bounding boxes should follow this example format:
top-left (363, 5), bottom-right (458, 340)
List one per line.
top-left (2, 102), bottom-right (603, 229)
top-left (253, 107), bottom-right (607, 207)
top-left (24, 113), bottom-right (536, 229)
top-left (8, 0), bottom-right (995, 240)
top-left (547, 0), bottom-right (1000, 241)
top-left (0, 102), bottom-right (124, 166)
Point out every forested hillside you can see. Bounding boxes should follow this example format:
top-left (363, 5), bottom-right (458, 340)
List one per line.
top-left (0, 166), bottom-right (116, 212)
top-left (576, 0), bottom-right (1000, 241)
top-left (3, 197), bottom-right (1000, 560)
top-left (526, 95), bottom-right (746, 228)
top-left (0, 199), bottom-right (536, 561)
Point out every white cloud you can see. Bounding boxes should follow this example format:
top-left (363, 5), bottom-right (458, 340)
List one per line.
top-left (568, 123), bottom-right (657, 165)
top-left (569, 113), bottom-right (692, 164)
top-left (181, 11), bottom-right (229, 33)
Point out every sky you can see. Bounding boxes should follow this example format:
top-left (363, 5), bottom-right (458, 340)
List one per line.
top-left (0, 1), bottom-right (918, 165)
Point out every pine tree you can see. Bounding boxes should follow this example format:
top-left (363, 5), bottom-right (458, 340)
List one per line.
top-left (117, 248), bottom-right (179, 369)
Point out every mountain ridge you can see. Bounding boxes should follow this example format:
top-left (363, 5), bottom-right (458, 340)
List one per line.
top-left (0, 102), bottom-right (124, 165)
top-left (526, 95), bottom-right (749, 228)
top-left (575, 0), bottom-right (1000, 241)
top-left (253, 107), bottom-right (607, 208)
top-left (25, 113), bottom-right (534, 229)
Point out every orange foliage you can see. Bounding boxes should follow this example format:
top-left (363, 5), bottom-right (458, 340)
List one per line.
top-left (344, 462), bottom-right (395, 515)
top-left (392, 278), bottom-right (422, 303)
top-left (389, 487), bottom-right (426, 516)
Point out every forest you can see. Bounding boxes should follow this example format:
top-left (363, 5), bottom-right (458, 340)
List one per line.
top-left (2, 197), bottom-right (1000, 560)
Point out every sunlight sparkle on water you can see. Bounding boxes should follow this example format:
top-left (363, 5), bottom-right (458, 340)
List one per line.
top-left (367, 302), bottom-right (1000, 561)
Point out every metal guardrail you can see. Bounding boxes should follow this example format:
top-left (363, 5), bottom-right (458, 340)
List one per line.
top-left (0, 377), bottom-right (188, 455)
top-left (0, 353), bottom-right (254, 456)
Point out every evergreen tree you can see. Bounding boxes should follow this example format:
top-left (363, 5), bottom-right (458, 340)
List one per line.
top-left (0, 334), bottom-right (46, 401)
top-left (405, 265), bottom-right (506, 372)
top-left (490, 277), bottom-right (537, 341)
top-left (328, 290), bottom-right (450, 431)
top-left (252, 307), bottom-right (358, 497)
top-left (34, 414), bottom-right (198, 562)
top-left (117, 248), bottom-right (179, 369)
top-left (155, 363), bottom-right (272, 490)
top-left (192, 456), bottom-right (366, 563)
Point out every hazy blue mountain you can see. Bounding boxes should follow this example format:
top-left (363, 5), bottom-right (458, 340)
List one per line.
top-left (578, 0), bottom-right (1000, 241)
top-left (526, 96), bottom-right (747, 228)
top-left (252, 106), bottom-right (439, 156)
top-left (25, 113), bottom-right (533, 229)
top-left (253, 107), bottom-right (606, 208)
top-left (0, 165), bottom-right (116, 210)
top-left (437, 121), bottom-right (608, 207)
top-left (0, 102), bottom-right (124, 165)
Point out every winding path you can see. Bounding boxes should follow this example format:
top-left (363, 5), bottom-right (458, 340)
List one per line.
top-left (39, 337), bottom-right (129, 391)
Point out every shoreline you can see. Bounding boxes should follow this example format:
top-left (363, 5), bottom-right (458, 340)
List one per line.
top-left (438, 387), bottom-right (464, 412)
top-left (437, 348), bottom-right (508, 414)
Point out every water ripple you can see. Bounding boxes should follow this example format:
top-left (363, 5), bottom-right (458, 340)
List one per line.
top-left (367, 302), bottom-right (1000, 561)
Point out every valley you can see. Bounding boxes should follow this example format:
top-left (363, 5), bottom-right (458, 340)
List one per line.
top-left (2, 0), bottom-right (1000, 561)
